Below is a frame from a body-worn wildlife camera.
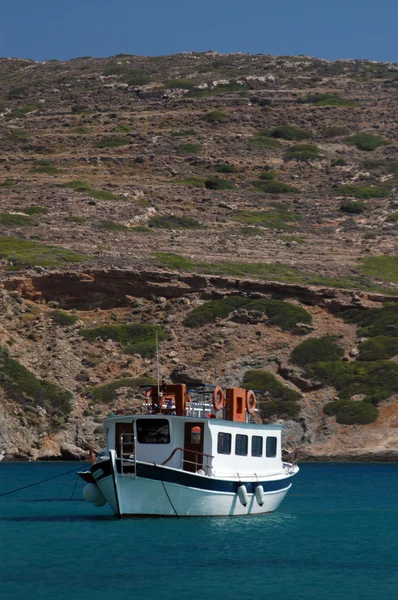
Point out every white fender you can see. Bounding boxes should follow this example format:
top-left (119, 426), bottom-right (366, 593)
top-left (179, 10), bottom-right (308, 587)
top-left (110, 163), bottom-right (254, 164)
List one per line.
top-left (255, 485), bottom-right (265, 506)
top-left (93, 496), bottom-right (107, 507)
top-left (83, 482), bottom-right (103, 504)
top-left (237, 485), bottom-right (248, 507)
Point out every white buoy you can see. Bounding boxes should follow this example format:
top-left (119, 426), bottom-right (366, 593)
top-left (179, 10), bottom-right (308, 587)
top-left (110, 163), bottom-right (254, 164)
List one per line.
top-left (83, 483), bottom-right (103, 504)
top-left (255, 485), bottom-right (265, 506)
top-left (93, 496), bottom-right (107, 507)
top-left (237, 485), bottom-right (248, 507)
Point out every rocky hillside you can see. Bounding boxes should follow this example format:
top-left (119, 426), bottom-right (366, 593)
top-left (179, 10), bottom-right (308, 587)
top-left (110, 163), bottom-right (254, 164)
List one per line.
top-left (0, 52), bottom-right (397, 461)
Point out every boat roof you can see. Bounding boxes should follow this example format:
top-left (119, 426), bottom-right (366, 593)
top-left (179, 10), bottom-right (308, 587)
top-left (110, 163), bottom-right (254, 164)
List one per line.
top-left (103, 413), bottom-right (282, 431)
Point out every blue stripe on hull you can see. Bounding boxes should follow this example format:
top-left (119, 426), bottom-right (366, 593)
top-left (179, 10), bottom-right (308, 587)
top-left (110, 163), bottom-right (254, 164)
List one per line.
top-left (135, 463), bottom-right (291, 494)
top-left (91, 459), bottom-right (292, 494)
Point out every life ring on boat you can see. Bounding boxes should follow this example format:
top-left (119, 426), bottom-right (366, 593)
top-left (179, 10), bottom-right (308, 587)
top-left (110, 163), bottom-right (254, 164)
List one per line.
top-left (212, 386), bottom-right (224, 411)
top-left (246, 390), bottom-right (256, 415)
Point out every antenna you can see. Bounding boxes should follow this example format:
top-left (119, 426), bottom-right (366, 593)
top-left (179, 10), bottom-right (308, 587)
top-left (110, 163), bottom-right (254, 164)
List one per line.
top-left (156, 331), bottom-right (161, 407)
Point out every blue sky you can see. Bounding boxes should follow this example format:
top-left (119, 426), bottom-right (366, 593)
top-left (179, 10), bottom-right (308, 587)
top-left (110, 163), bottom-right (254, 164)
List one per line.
top-left (1, 0), bottom-right (397, 63)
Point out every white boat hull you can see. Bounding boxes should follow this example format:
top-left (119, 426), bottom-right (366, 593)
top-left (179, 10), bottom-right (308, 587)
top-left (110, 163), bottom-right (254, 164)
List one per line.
top-left (91, 459), bottom-right (295, 517)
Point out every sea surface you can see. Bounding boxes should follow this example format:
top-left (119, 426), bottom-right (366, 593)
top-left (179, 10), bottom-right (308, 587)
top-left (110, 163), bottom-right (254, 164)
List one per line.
top-left (0, 462), bottom-right (397, 600)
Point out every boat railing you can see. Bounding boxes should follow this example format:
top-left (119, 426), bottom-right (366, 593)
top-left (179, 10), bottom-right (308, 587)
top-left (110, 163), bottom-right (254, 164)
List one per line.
top-left (282, 448), bottom-right (299, 475)
top-left (161, 447), bottom-right (214, 476)
top-left (120, 433), bottom-right (136, 477)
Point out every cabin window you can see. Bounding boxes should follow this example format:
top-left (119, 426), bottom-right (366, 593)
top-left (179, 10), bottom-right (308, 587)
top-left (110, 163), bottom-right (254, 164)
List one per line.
top-left (136, 419), bottom-right (170, 444)
top-left (266, 436), bottom-right (277, 457)
top-left (235, 434), bottom-right (248, 456)
top-left (251, 436), bottom-right (263, 457)
top-left (217, 432), bottom-right (232, 455)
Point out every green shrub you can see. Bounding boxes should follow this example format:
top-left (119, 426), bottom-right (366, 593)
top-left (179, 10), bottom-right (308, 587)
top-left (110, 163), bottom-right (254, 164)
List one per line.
top-left (284, 144), bottom-right (321, 162)
top-left (205, 177), bottom-right (236, 190)
top-left (231, 208), bottom-right (298, 230)
top-left (174, 176), bottom-right (205, 187)
top-left (331, 158), bottom-right (348, 166)
top-left (153, 253), bottom-right (393, 293)
top-left (97, 220), bottom-right (129, 232)
top-left (9, 105), bottom-right (38, 117)
top-left (239, 227), bottom-right (265, 236)
top-left (323, 399), bottom-right (378, 424)
top-left (103, 64), bottom-right (129, 76)
top-left (49, 310), bottom-right (78, 326)
top-left (247, 299), bottom-right (312, 333)
top-left (153, 252), bottom-right (194, 270)
top-left (89, 376), bottom-right (156, 403)
top-left (178, 143), bottom-right (201, 155)
top-left (249, 128), bottom-right (279, 146)
top-left (340, 303), bottom-right (398, 338)
top-left (115, 124), bottom-right (130, 133)
top-left (334, 184), bottom-right (389, 199)
top-left (258, 170), bottom-right (276, 180)
top-left (165, 78), bottom-right (195, 89)
top-left (252, 179), bottom-right (300, 193)
top-left (0, 347), bottom-right (72, 415)
top-left (340, 201), bottom-right (365, 214)
top-left (184, 296), bottom-right (248, 328)
top-left (79, 323), bottom-right (168, 357)
top-left (64, 181), bottom-right (124, 201)
top-left (307, 360), bottom-right (398, 403)
top-left (71, 105), bottom-right (90, 114)
top-left (88, 189), bottom-right (124, 201)
top-left (360, 257), bottom-right (398, 284)
top-left (362, 160), bottom-right (398, 177)
top-left (124, 74), bottom-right (151, 86)
top-left (64, 180), bottom-right (90, 190)
top-left (148, 215), bottom-right (201, 229)
top-left (242, 369), bottom-right (301, 417)
top-left (0, 214), bottom-right (32, 226)
top-left (271, 125), bottom-right (313, 141)
top-left (31, 165), bottom-right (60, 175)
top-left (22, 206), bottom-right (48, 215)
top-left (7, 87), bottom-right (28, 99)
top-left (0, 236), bottom-right (87, 269)
top-left (203, 110), bottom-right (228, 123)
top-left (358, 337), bottom-right (398, 361)
top-left (346, 133), bottom-right (391, 151)
top-left (184, 296), bottom-right (311, 332)
top-left (324, 126), bottom-right (350, 138)
top-left (290, 336), bottom-right (344, 367)
top-left (94, 136), bottom-right (130, 148)
top-left (387, 213), bottom-right (398, 222)
top-left (171, 129), bottom-right (196, 137)
top-left (0, 179), bottom-right (16, 188)
top-left (304, 93), bottom-right (356, 107)
top-left (215, 163), bottom-right (237, 173)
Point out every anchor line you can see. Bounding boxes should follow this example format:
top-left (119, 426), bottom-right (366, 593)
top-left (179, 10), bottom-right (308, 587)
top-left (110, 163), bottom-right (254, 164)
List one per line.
top-left (0, 466), bottom-right (87, 498)
top-left (161, 480), bottom-right (179, 517)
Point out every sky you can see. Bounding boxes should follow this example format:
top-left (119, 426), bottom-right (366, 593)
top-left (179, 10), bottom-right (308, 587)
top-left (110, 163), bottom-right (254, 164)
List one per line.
top-left (1, 0), bottom-right (397, 63)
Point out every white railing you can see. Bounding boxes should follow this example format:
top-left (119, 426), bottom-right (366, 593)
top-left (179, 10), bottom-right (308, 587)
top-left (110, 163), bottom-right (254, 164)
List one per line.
top-left (161, 447), bottom-right (214, 476)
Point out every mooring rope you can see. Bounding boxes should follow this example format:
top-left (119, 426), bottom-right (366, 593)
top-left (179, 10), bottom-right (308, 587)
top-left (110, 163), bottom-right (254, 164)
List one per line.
top-left (0, 466), bottom-right (85, 499)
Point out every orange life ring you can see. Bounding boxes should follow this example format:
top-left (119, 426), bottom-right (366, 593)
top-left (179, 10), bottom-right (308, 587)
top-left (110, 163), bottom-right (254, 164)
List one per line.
top-left (212, 386), bottom-right (224, 411)
top-left (246, 390), bottom-right (256, 415)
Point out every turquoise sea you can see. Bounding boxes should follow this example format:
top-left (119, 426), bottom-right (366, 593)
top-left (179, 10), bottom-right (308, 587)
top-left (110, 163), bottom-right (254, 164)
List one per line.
top-left (0, 462), bottom-right (397, 600)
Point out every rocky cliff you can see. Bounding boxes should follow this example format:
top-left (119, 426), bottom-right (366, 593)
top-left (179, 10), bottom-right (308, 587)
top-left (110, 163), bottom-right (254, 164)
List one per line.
top-left (0, 52), bottom-right (397, 461)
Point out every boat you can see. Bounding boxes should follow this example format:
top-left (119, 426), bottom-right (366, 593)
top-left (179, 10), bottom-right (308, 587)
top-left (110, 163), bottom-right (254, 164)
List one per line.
top-left (78, 383), bottom-right (299, 517)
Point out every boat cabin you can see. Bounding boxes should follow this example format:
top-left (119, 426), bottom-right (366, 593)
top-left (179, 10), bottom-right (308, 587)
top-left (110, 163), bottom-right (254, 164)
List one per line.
top-left (104, 384), bottom-right (283, 478)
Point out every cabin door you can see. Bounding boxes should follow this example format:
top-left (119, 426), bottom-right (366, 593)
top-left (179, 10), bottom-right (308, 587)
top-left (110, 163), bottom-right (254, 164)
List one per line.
top-left (115, 422), bottom-right (134, 459)
top-left (183, 422), bottom-right (204, 473)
